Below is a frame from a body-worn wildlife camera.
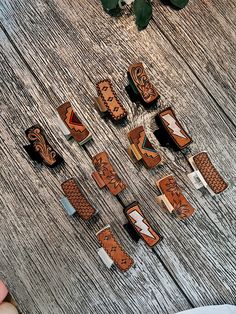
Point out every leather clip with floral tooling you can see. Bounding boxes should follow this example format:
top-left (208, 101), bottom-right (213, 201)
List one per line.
top-left (156, 175), bottom-right (195, 220)
top-left (91, 151), bottom-right (127, 196)
top-left (24, 124), bottom-right (64, 168)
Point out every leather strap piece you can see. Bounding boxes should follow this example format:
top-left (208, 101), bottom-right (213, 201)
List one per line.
top-left (96, 226), bottom-right (134, 272)
top-left (57, 102), bottom-right (91, 144)
top-left (24, 124), bottom-right (64, 168)
top-left (92, 151), bottom-right (127, 195)
top-left (61, 178), bottom-right (96, 220)
top-left (155, 107), bottom-right (192, 150)
top-left (157, 175), bottom-right (195, 219)
top-left (191, 152), bottom-right (228, 194)
top-left (128, 126), bottom-right (162, 168)
top-left (124, 202), bottom-right (162, 248)
top-left (128, 62), bottom-right (160, 105)
top-left (96, 79), bottom-right (127, 122)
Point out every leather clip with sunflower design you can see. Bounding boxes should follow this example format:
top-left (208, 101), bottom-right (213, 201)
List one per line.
top-left (95, 79), bottom-right (127, 122)
top-left (123, 201), bottom-right (162, 248)
top-left (127, 126), bottom-right (162, 169)
top-left (126, 62), bottom-right (160, 108)
top-left (57, 102), bottom-right (92, 145)
top-left (154, 107), bottom-right (192, 151)
top-left (156, 175), bottom-right (195, 220)
top-left (91, 151), bottom-right (127, 196)
top-left (23, 124), bottom-right (64, 168)
top-left (96, 225), bottom-right (134, 272)
top-left (187, 151), bottom-right (228, 196)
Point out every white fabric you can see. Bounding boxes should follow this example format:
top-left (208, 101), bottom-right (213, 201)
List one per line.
top-left (177, 305), bottom-right (236, 314)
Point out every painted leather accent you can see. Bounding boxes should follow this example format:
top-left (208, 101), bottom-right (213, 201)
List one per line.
top-left (96, 79), bottom-right (127, 121)
top-left (96, 226), bottom-right (134, 272)
top-left (57, 102), bottom-right (91, 144)
top-left (124, 202), bottom-right (162, 247)
top-left (128, 126), bottom-right (161, 168)
top-left (61, 178), bottom-right (96, 220)
top-left (156, 107), bottom-right (192, 150)
top-left (128, 63), bottom-right (159, 104)
top-left (92, 151), bottom-right (127, 195)
top-left (157, 175), bottom-right (195, 219)
top-left (192, 152), bottom-right (228, 194)
top-left (25, 124), bottom-right (63, 167)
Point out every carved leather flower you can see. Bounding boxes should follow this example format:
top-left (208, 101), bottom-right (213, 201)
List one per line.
top-left (166, 177), bottom-right (180, 196)
top-left (174, 201), bottom-right (189, 219)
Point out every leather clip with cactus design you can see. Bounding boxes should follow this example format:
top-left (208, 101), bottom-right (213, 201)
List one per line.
top-left (92, 151), bottom-right (127, 196)
top-left (95, 79), bottom-right (127, 122)
top-left (154, 107), bottom-right (192, 151)
top-left (126, 62), bottom-right (160, 108)
top-left (156, 175), bottom-right (195, 220)
top-left (127, 126), bottom-right (162, 169)
top-left (57, 102), bottom-right (92, 145)
top-left (187, 151), bottom-right (228, 195)
top-left (24, 124), bottom-right (64, 168)
top-left (96, 225), bottom-right (134, 272)
top-left (123, 202), bottom-right (162, 248)
top-left (60, 178), bottom-right (97, 220)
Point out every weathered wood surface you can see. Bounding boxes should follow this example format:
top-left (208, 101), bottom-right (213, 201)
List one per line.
top-left (0, 0), bottom-right (235, 313)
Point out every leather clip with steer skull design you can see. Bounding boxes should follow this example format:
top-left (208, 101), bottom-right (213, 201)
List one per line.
top-left (23, 124), bottom-right (64, 168)
top-left (123, 201), bottom-right (162, 248)
top-left (96, 225), bottom-right (134, 272)
top-left (127, 126), bottom-right (162, 169)
top-left (92, 151), bottom-right (127, 196)
top-left (187, 151), bottom-right (228, 196)
top-left (126, 62), bottom-right (160, 108)
top-left (154, 107), bottom-right (192, 151)
top-left (156, 175), bottom-right (195, 220)
top-left (95, 79), bottom-right (127, 122)
top-left (60, 178), bottom-right (97, 220)
top-left (57, 102), bottom-right (92, 145)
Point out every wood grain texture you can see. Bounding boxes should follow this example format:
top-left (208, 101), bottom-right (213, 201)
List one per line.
top-left (0, 0), bottom-right (236, 313)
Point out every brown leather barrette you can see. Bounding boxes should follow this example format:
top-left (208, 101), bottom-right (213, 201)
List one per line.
top-left (24, 124), bottom-right (64, 168)
top-left (127, 126), bottom-right (162, 169)
top-left (126, 62), bottom-right (160, 108)
top-left (124, 202), bottom-right (162, 248)
top-left (154, 107), bottom-right (192, 151)
top-left (188, 151), bottom-right (228, 195)
top-left (96, 225), bottom-right (134, 272)
top-left (95, 79), bottom-right (127, 122)
top-left (61, 178), bottom-right (97, 220)
top-left (156, 175), bottom-right (195, 220)
top-left (92, 151), bottom-right (127, 195)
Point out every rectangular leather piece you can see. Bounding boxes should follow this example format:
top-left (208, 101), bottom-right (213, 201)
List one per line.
top-left (61, 178), bottom-right (96, 220)
top-left (92, 151), bottom-right (127, 195)
top-left (156, 107), bottom-right (192, 150)
top-left (96, 226), bottom-right (134, 272)
top-left (191, 152), bottom-right (228, 194)
top-left (128, 63), bottom-right (160, 105)
top-left (96, 79), bottom-right (127, 122)
top-left (25, 124), bottom-right (63, 168)
top-left (124, 202), bottom-right (162, 248)
top-left (57, 102), bottom-right (91, 144)
top-left (128, 126), bottom-right (162, 168)
top-left (157, 175), bottom-right (195, 219)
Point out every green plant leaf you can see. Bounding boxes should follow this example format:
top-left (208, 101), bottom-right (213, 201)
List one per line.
top-left (169, 0), bottom-right (189, 9)
top-left (133, 0), bottom-right (152, 31)
top-left (101, 0), bottom-right (119, 10)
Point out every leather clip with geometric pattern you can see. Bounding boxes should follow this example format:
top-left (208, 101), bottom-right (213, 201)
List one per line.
top-left (126, 62), bottom-right (160, 108)
top-left (95, 79), bottom-right (127, 122)
top-left (123, 201), bottom-right (162, 248)
top-left (57, 102), bottom-right (92, 145)
top-left (127, 126), bottom-right (162, 169)
top-left (154, 107), bottom-right (192, 151)
top-left (23, 124), bottom-right (64, 168)
top-left (187, 151), bottom-right (228, 195)
top-left (60, 178), bottom-right (97, 220)
top-left (156, 175), bottom-right (195, 220)
top-left (96, 225), bottom-right (134, 272)
top-left (92, 151), bottom-right (127, 196)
